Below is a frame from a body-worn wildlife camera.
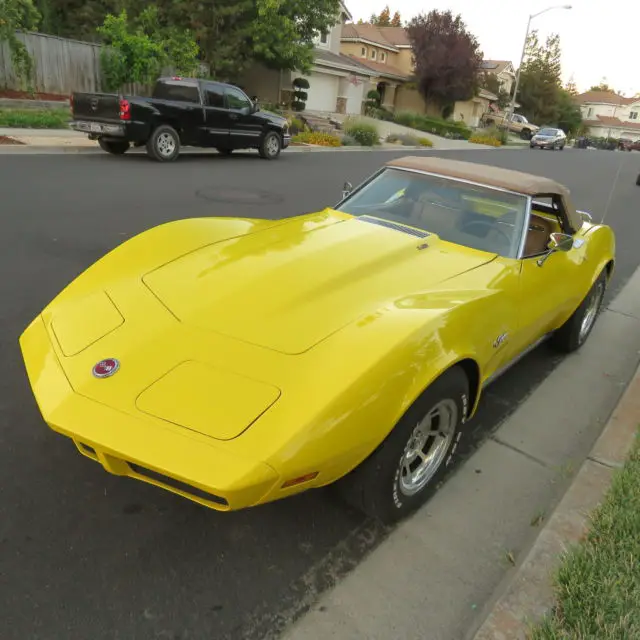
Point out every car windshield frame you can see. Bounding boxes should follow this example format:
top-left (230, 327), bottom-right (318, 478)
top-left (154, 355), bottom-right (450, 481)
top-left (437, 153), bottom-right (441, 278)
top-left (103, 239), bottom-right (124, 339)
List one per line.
top-left (335, 166), bottom-right (532, 260)
top-left (538, 128), bottom-right (560, 136)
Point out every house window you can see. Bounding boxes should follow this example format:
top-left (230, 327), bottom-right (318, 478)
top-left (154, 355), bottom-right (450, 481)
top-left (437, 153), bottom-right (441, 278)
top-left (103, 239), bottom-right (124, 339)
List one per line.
top-left (381, 52), bottom-right (386, 62)
top-left (361, 47), bottom-right (366, 57)
top-left (320, 32), bottom-right (328, 44)
top-left (631, 111), bottom-right (638, 120)
top-left (587, 107), bottom-right (593, 117)
top-left (370, 49), bottom-right (377, 60)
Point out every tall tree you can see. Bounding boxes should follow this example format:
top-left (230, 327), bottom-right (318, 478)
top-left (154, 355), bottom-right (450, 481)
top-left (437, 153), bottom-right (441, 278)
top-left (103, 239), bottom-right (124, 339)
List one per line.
top-left (391, 11), bottom-right (402, 27)
top-left (377, 5), bottom-right (391, 26)
top-left (517, 30), bottom-right (562, 124)
top-left (0, 0), bottom-right (41, 84)
top-left (564, 77), bottom-right (578, 96)
top-left (589, 78), bottom-right (612, 92)
top-left (407, 10), bottom-right (483, 113)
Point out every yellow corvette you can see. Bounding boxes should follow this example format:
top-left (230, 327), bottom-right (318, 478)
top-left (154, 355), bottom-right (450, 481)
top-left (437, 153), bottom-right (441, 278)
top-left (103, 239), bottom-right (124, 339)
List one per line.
top-left (20, 157), bottom-right (615, 524)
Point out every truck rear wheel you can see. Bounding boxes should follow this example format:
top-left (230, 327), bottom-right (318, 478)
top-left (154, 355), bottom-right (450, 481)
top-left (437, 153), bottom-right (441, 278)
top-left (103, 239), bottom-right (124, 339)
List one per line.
top-left (98, 139), bottom-right (130, 155)
top-left (146, 125), bottom-right (181, 162)
top-left (521, 129), bottom-right (532, 140)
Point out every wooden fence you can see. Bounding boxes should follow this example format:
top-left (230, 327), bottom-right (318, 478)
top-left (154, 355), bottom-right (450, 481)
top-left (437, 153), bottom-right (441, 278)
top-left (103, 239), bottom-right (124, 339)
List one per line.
top-left (0, 31), bottom-right (104, 95)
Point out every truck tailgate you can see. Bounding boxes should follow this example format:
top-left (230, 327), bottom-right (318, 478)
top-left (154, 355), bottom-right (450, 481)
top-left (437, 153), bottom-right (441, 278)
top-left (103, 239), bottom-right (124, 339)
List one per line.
top-left (72, 93), bottom-right (121, 121)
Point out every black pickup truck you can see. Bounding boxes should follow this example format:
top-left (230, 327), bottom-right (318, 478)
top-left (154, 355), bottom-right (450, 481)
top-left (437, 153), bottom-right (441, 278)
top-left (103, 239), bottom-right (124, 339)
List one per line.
top-left (70, 77), bottom-right (291, 162)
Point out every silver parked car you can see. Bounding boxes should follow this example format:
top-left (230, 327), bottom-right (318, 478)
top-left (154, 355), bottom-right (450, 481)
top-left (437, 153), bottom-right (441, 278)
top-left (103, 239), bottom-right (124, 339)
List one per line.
top-left (530, 127), bottom-right (567, 150)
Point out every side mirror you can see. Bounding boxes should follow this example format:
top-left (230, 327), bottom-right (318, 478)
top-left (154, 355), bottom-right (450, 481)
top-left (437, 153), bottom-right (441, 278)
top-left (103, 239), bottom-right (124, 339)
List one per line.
top-left (342, 181), bottom-right (353, 200)
top-left (537, 232), bottom-right (573, 267)
top-left (548, 232), bottom-right (574, 252)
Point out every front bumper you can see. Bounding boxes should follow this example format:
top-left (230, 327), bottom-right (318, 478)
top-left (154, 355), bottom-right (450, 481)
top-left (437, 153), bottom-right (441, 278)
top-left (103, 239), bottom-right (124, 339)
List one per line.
top-left (530, 139), bottom-right (557, 148)
top-left (19, 315), bottom-right (280, 511)
top-left (283, 133), bottom-right (291, 149)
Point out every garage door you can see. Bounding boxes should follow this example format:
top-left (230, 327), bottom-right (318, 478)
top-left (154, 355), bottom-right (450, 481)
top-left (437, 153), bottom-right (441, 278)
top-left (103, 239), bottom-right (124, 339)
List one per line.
top-left (304, 73), bottom-right (339, 112)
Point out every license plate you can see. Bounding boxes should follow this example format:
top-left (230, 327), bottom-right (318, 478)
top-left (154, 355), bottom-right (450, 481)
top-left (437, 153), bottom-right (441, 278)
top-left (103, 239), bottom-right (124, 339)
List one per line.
top-left (90, 123), bottom-right (102, 133)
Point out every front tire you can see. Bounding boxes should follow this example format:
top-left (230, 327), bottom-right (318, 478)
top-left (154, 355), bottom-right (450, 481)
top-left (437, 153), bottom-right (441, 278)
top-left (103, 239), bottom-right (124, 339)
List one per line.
top-left (259, 131), bottom-right (282, 160)
top-left (551, 271), bottom-right (607, 353)
top-left (98, 139), bottom-right (130, 155)
top-left (146, 125), bottom-right (180, 162)
top-left (337, 367), bottom-right (469, 524)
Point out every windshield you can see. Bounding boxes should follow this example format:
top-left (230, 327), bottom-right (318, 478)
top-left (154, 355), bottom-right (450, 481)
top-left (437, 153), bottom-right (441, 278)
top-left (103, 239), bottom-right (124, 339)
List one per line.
top-left (336, 168), bottom-right (529, 258)
top-left (538, 128), bottom-right (559, 136)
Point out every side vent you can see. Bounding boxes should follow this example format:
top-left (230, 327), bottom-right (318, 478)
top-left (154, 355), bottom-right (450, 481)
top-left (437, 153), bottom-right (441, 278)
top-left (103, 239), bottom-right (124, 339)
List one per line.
top-left (358, 215), bottom-right (429, 239)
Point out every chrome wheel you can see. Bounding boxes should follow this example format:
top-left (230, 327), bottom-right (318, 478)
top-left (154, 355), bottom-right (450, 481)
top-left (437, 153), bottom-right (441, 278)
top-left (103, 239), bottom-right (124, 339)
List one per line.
top-left (579, 279), bottom-right (605, 343)
top-left (399, 399), bottom-right (458, 496)
top-left (266, 135), bottom-right (280, 157)
top-left (157, 132), bottom-right (176, 157)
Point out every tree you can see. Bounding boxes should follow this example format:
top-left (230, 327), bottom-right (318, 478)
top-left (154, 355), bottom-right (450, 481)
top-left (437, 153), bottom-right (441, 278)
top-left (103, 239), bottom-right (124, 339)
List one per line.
top-left (0, 0), bottom-right (41, 85)
top-left (407, 10), bottom-right (483, 114)
top-left (517, 30), bottom-right (562, 124)
top-left (480, 72), bottom-right (510, 109)
top-left (391, 11), bottom-right (402, 27)
top-left (589, 78), bottom-right (612, 92)
top-left (564, 77), bottom-right (578, 96)
top-left (377, 6), bottom-right (391, 26)
top-left (97, 8), bottom-right (199, 91)
top-left (516, 30), bottom-right (582, 134)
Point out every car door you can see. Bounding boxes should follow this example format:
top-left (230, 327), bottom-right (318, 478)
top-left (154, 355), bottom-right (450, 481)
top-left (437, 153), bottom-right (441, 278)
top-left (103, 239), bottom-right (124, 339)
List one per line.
top-left (224, 86), bottom-right (263, 148)
top-left (516, 196), bottom-right (590, 349)
top-left (201, 81), bottom-right (231, 148)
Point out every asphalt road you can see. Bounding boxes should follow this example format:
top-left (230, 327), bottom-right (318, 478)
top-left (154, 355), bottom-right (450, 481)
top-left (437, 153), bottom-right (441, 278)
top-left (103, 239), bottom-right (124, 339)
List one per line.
top-left (2, 147), bottom-right (639, 640)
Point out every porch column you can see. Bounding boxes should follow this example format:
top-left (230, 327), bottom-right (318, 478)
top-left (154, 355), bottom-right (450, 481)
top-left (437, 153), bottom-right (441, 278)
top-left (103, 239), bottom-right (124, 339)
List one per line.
top-left (336, 76), bottom-right (350, 115)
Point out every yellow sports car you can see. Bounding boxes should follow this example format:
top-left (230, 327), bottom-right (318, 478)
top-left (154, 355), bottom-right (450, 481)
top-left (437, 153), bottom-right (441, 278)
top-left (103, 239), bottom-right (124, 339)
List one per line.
top-left (20, 157), bottom-right (615, 524)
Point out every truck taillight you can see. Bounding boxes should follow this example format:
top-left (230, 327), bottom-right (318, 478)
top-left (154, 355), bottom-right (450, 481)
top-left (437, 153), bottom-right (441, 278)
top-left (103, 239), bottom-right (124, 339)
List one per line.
top-left (119, 98), bottom-right (131, 120)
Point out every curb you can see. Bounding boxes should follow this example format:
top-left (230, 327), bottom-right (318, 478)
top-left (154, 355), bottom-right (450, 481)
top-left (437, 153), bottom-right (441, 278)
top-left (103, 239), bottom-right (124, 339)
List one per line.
top-left (470, 363), bottom-right (640, 640)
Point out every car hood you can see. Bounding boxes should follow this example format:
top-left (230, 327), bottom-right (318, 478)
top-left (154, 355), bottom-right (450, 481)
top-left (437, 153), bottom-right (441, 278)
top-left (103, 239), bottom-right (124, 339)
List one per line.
top-left (142, 210), bottom-right (496, 355)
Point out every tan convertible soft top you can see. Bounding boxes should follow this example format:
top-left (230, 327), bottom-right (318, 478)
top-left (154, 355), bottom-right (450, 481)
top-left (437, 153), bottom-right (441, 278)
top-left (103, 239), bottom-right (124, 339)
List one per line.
top-left (386, 156), bottom-right (583, 233)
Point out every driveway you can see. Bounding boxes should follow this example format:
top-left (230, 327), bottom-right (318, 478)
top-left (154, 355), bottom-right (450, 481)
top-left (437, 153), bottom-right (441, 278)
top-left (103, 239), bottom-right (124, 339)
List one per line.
top-left (1, 148), bottom-right (639, 640)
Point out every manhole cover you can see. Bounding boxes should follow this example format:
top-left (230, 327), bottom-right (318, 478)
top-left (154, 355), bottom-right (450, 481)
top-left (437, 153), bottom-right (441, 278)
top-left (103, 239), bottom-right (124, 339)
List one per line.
top-left (196, 187), bottom-right (283, 205)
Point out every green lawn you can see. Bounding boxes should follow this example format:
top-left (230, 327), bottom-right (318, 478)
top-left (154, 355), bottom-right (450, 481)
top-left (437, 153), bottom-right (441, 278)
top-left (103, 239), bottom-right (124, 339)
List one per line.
top-left (0, 108), bottom-right (70, 129)
top-left (531, 430), bottom-right (640, 640)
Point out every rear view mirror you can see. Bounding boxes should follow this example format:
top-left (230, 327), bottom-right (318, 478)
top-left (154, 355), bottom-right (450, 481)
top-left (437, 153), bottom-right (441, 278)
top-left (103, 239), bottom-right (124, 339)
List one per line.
top-left (537, 232), bottom-right (573, 267)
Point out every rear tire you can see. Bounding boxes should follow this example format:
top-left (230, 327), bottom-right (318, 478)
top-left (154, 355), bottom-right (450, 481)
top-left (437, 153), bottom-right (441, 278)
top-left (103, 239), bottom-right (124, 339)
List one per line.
top-left (521, 129), bottom-right (532, 140)
top-left (98, 139), bottom-right (130, 155)
top-left (146, 125), bottom-right (180, 162)
top-left (336, 367), bottom-right (469, 524)
top-left (550, 271), bottom-right (607, 353)
top-left (258, 131), bottom-right (282, 160)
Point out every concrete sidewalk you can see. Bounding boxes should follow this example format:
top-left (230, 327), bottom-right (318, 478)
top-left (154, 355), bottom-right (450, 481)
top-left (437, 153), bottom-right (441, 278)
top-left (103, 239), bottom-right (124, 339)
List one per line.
top-left (277, 267), bottom-right (640, 640)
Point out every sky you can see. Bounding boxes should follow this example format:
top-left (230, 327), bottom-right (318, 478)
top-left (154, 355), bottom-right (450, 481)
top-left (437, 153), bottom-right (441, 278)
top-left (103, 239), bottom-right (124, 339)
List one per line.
top-left (345, 0), bottom-right (639, 97)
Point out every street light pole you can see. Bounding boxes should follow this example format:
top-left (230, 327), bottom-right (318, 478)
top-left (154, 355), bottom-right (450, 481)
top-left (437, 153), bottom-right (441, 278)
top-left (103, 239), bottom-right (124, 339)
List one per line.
top-left (505, 4), bottom-right (572, 126)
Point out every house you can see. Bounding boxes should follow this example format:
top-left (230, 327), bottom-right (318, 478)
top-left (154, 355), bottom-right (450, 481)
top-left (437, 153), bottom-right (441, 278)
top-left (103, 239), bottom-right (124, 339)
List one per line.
top-left (238, 1), bottom-right (375, 115)
top-left (479, 60), bottom-right (516, 97)
top-left (576, 90), bottom-right (640, 141)
top-left (339, 23), bottom-right (505, 125)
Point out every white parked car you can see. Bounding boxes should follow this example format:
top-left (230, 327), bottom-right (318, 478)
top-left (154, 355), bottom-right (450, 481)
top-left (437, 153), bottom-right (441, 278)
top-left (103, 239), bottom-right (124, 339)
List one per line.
top-left (530, 127), bottom-right (567, 150)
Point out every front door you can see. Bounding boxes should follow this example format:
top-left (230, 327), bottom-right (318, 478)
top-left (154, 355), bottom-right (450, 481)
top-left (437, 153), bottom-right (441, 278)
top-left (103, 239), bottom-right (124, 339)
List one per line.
top-left (224, 86), bottom-right (263, 149)
top-left (202, 81), bottom-right (230, 148)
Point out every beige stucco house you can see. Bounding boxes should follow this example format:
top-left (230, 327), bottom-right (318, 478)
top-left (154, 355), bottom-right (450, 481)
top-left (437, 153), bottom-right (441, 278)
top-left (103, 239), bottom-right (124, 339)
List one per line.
top-left (577, 90), bottom-right (640, 141)
top-left (479, 60), bottom-right (516, 97)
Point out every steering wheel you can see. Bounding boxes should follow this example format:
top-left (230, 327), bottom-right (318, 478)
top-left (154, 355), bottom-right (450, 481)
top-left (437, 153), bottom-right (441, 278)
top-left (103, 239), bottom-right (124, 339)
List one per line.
top-left (460, 219), bottom-right (512, 250)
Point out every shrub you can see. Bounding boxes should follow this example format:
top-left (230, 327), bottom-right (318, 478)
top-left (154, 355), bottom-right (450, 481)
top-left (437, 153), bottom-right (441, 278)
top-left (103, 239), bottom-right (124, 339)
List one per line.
top-left (469, 134), bottom-right (502, 147)
top-left (340, 134), bottom-right (359, 146)
top-left (365, 89), bottom-right (381, 115)
top-left (417, 137), bottom-right (434, 147)
top-left (373, 106), bottom-right (394, 121)
top-left (292, 77), bottom-right (310, 112)
top-left (483, 125), bottom-right (509, 145)
top-left (287, 116), bottom-right (306, 135)
top-left (292, 131), bottom-right (341, 147)
top-left (386, 133), bottom-right (420, 146)
top-left (393, 111), bottom-right (420, 128)
top-left (343, 119), bottom-right (380, 146)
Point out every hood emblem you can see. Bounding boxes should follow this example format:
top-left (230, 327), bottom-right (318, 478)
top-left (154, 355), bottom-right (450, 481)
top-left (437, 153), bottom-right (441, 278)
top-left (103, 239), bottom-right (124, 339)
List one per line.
top-left (90, 97), bottom-right (99, 111)
top-left (92, 358), bottom-right (120, 378)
